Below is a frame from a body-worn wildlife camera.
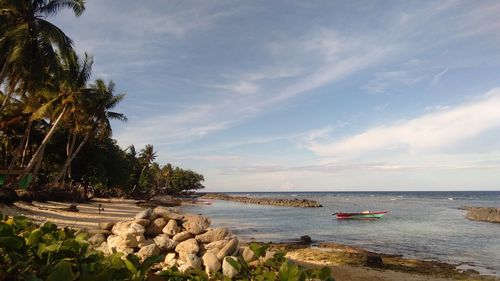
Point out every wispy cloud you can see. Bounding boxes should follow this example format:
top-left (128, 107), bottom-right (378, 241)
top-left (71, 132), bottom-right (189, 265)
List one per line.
top-left (308, 88), bottom-right (500, 158)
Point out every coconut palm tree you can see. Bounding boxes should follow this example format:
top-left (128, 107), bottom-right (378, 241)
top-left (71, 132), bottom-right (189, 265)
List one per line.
top-left (52, 79), bottom-right (127, 186)
top-left (0, 0), bottom-right (86, 110)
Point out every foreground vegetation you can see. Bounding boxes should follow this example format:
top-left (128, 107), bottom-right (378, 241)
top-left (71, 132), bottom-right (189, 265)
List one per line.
top-left (0, 0), bottom-right (203, 198)
top-left (0, 213), bottom-right (334, 280)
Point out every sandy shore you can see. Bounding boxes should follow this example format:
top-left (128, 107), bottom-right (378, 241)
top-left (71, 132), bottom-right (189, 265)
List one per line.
top-left (1, 199), bottom-right (498, 281)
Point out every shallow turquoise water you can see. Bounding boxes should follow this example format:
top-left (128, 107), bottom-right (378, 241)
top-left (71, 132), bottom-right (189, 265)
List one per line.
top-left (181, 191), bottom-right (500, 276)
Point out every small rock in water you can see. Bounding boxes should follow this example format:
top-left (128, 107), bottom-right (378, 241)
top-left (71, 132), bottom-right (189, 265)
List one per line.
top-left (366, 255), bottom-right (383, 267)
top-left (300, 235), bottom-right (312, 244)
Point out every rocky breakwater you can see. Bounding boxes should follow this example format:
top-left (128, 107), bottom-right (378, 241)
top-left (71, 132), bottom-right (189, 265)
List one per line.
top-left (462, 206), bottom-right (500, 223)
top-left (87, 206), bottom-right (275, 277)
top-left (202, 193), bottom-right (322, 208)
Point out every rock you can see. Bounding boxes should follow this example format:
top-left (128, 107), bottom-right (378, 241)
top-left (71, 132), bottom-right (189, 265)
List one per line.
top-left (162, 219), bottom-right (181, 236)
top-left (201, 193), bottom-right (322, 208)
top-left (135, 208), bottom-right (153, 219)
top-left (164, 253), bottom-right (177, 264)
top-left (153, 206), bottom-right (184, 220)
top-left (173, 231), bottom-right (193, 242)
top-left (64, 203), bottom-right (79, 212)
top-left (300, 235), bottom-right (312, 244)
top-left (146, 218), bottom-right (167, 236)
top-left (138, 239), bottom-right (155, 248)
top-left (242, 247), bottom-right (258, 262)
top-left (260, 251), bottom-right (276, 263)
top-left (366, 255), bottom-right (383, 267)
top-left (217, 238), bottom-right (238, 260)
top-left (222, 256), bottom-right (239, 278)
top-left (463, 206), bottom-right (500, 223)
top-left (88, 233), bottom-right (106, 246)
top-left (96, 242), bottom-right (112, 255)
top-left (178, 264), bottom-right (193, 274)
top-left (175, 238), bottom-right (199, 254)
top-left (195, 227), bottom-right (230, 243)
top-left (111, 221), bottom-right (132, 237)
top-left (129, 223), bottom-right (145, 235)
top-left (205, 239), bottom-right (229, 250)
top-left (107, 235), bottom-right (135, 253)
top-left (206, 247), bottom-right (221, 255)
top-left (137, 244), bottom-right (160, 260)
top-left (98, 222), bottom-right (114, 230)
top-left (186, 253), bottom-right (202, 269)
top-left (202, 252), bottom-right (221, 275)
top-left (182, 215), bottom-right (210, 235)
top-left (154, 234), bottom-right (178, 251)
top-left (134, 218), bottom-right (150, 227)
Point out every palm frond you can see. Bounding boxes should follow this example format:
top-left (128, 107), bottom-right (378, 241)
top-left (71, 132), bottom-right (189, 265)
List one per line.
top-left (39, 0), bottom-right (85, 17)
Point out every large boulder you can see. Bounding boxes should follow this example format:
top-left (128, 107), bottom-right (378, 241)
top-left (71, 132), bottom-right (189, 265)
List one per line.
top-left (98, 222), bottom-right (114, 230)
top-left (162, 219), bottom-right (181, 236)
top-left (154, 234), bottom-right (178, 251)
top-left (205, 239), bottom-right (229, 250)
top-left (222, 256), bottom-right (239, 278)
top-left (145, 218), bottom-right (167, 236)
top-left (182, 215), bottom-right (210, 235)
top-left (135, 208), bottom-right (152, 219)
top-left (153, 206), bottom-right (183, 220)
top-left (88, 233), bottom-right (106, 246)
top-left (175, 238), bottom-right (199, 254)
top-left (133, 219), bottom-right (150, 227)
top-left (112, 221), bottom-right (145, 238)
top-left (136, 244), bottom-right (160, 260)
top-left (186, 253), bottom-right (202, 269)
top-left (173, 231), bottom-right (193, 242)
top-left (202, 252), bottom-right (221, 275)
top-left (107, 235), bottom-right (134, 254)
top-left (195, 227), bottom-right (230, 243)
top-left (217, 238), bottom-right (239, 260)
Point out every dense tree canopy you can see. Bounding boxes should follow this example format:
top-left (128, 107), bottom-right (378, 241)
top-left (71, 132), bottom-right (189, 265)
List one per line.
top-left (0, 0), bottom-right (204, 198)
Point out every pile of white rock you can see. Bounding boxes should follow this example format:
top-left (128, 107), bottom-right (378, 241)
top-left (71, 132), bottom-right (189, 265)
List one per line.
top-left (87, 206), bottom-right (273, 278)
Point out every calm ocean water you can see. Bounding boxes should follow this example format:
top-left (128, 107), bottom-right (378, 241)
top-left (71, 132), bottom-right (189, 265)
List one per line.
top-left (181, 191), bottom-right (500, 276)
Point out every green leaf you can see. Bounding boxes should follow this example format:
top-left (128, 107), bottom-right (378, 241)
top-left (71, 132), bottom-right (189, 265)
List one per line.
top-left (249, 243), bottom-right (269, 258)
top-left (225, 256), bottom-right (241, 271)
top-left (0, 222), bottom-right (14, 236)
top-left (46, 261), bottom-right (78, 281)
top-left (279, 261), bottom-right (302, 281)
top-left (0, 236), bottom-right (24, 250)
top-left (26, 229), bottom-right (43, 245)
top-left (319, 267), bottom-right (333, 280)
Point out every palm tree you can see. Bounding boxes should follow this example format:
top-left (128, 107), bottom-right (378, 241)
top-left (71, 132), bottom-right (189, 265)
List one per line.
top-left (0, 0), bottom-right (86, 110)
top-left (52, 79), bottom-right (127, 186)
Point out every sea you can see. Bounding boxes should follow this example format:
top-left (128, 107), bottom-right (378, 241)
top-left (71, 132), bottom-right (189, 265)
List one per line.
top-left (181, 191), bottom-right (500, 276)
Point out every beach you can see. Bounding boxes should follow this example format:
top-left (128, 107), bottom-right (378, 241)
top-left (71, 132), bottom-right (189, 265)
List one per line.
top-left (2, 193), bottom-right (499, 281)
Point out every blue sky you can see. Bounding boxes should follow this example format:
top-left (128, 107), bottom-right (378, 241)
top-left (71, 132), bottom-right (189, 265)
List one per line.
top-left (54, 0), bottom-right (500, 191)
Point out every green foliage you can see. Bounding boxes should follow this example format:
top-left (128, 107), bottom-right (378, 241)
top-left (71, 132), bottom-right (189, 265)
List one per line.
top-left (0, 213), bottom-right (154, 281)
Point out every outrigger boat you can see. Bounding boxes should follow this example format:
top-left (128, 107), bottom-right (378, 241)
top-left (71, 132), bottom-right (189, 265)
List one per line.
top-left (333, 211), bottom-right (387, 220)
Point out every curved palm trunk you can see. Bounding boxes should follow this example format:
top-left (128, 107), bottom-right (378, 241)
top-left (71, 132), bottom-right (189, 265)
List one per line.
top-left (22, 106), bottom-right (67, 179)
top-left (52, 124), bottom-right (95, 186)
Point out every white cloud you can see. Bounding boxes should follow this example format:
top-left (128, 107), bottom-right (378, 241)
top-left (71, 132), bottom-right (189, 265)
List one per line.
top-left (308, 88), bottom-right (500, 158)
top-left (308, 89), bottom-right (500, 158)
top-left (432, 67), bottom-right (449, 85)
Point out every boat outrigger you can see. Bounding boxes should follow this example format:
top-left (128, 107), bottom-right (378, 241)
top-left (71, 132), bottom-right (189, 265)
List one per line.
top-left (333, 211), bottom-right (387, 220)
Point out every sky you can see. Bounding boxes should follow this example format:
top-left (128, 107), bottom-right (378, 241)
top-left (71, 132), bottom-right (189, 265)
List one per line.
top-left (53, 0), bottom-right (500, 191)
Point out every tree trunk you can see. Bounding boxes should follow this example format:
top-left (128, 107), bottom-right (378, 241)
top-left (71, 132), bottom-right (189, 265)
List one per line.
top-left (20, 120), bottom-right (32, 166)
top-left (22, 106), bottom-right (67, 178)
top-left (52, 125), bottom-right (95, 186)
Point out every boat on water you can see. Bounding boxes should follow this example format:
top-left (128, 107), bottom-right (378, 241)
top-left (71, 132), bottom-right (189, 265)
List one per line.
top-left (333, 211), bottom-right (387, 220)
